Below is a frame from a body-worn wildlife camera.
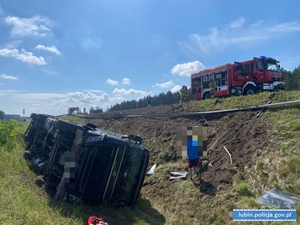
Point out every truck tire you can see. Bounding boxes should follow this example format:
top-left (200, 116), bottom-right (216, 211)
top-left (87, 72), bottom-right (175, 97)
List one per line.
top-left (244, 86), bottom-right (257, 95)
top-left (203, 92), bottom-right (211, 100)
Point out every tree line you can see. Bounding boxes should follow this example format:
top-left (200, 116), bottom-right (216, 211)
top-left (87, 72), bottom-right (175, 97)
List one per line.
top-left (0, 111), bottom-right (5, 120)
top-left (281, 65), bottom-right (300, 91)
top-left (108, 91), bottom-right (180, 111)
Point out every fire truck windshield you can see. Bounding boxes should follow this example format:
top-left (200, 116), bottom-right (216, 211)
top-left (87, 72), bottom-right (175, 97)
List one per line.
top-left (265, 60), bottom-right (280, 72)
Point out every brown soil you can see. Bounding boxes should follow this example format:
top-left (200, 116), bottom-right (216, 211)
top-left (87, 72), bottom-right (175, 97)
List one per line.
top-left (88, 103), bottom-right (270, 194)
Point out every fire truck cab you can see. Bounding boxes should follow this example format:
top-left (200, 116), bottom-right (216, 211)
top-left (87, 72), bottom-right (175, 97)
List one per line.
top-left (191, 56), bottom-right (284, 100)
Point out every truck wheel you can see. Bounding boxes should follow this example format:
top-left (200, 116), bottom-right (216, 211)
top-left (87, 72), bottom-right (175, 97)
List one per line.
top-left (244, 86), bottom-right (257, 95)
top-left (203, 92), bottom-right (211, 100)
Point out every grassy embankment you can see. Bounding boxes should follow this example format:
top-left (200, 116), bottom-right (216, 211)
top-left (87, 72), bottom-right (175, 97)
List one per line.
top-left (1, 90), bottom-right (300, 224)
top-left (141, 91), bottom-right (300, 225)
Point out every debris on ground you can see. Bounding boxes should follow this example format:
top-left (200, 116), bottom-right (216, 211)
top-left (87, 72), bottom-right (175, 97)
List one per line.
top-left (147, 164), bottom-right (157, 175)
top-left (169, 171), bottom-right (187, 180)
top-left (257, 188), bottom-right (299, 209)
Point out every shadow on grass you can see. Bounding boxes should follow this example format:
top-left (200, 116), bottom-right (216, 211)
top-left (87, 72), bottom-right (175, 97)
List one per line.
top-left (36, 177), bottom-right (165, 224)
top-left (36, 176), bottom-right (166, 225)
top-left (47, 196), bottom-right (166, 225)
top-left (192, 179), bottom-right (217, 196)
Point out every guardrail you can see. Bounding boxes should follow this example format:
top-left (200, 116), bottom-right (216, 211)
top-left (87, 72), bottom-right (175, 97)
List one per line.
top-left (72, 100), bottom-right (300, 120)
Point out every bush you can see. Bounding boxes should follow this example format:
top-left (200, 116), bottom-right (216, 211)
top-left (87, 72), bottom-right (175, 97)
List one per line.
top-left (0, 120), bottom-right (22, 150)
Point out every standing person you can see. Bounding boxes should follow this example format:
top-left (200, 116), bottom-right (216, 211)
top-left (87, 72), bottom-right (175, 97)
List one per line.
top-left (208, 78), bottom-right (216, 98)
top-left (187, 152), bottom-right (200, 180)
top-left (180, 85), bottom-right (188, 103)
top-left (183, 86), bottom-right (189, 102)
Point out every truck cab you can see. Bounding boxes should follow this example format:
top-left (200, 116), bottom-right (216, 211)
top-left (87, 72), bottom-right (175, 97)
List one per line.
top-left (253, 56), bottom-right (284, 91)
top-left (232, 56), bottom-right (284, 95)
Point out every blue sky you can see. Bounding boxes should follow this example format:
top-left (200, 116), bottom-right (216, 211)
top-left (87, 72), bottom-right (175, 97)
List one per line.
top-left (1, 1), bottom-right (300, 116)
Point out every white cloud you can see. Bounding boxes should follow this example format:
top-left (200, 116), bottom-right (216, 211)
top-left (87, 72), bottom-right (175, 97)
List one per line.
top-left (170, 85), bottom-right (182, 93)
top-left (66, 92), bottom-right (109, 103)
top-left (122, 78), bottom-right (131, 85)
top-left (185, 19), bottom-right (300, 55)
top-left (81, 89), bottom-right (105, 93)
top-left (13, 93), bottom-right (66, 101)
top-left (4, 40), bottom-right (23, 49)
top-left (0, 74), bottom-right (18, 80)
top-left (155, 80), bottom-right (174, 88)
top-left (106, 78), bottom-right (118, 85)
top-left (0, 89), bottom-right (139, 115)
top-left (36, 45), bottom-right (61, 55)
top-left (0, 89), bottom-right (17, 93)
top-left (0, 48), bottom-right (46, 65)
top-left (230, 17), bottom-right (245, 29)
top-left (112, 88), bottom-right (147, 96)
top-left (269, 21), bottom-right (300, 32)
top-left (171, 61), bottom-right (205, 76)
top-left (5, 15), bottom-right (53, 37)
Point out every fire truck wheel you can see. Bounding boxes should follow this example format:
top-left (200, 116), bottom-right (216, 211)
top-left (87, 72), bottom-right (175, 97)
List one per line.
top-left (244, 86), bottom-right (257, 95)
top-left (203, 92), bottom-right (211, 100)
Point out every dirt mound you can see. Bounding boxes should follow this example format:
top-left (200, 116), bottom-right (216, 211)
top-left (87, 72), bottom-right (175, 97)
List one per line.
top-left (203, 112), bottom-right (268, 192)
top-left (90, 104), bottom-right (269, 193)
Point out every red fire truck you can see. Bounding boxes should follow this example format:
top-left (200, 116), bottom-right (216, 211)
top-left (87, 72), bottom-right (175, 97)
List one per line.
top-left (191, 56), bottom-right (284, 100)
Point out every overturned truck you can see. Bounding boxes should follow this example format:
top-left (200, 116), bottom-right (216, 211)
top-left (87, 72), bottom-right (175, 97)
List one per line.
top-left (24, 113), bottom-right (149, 206)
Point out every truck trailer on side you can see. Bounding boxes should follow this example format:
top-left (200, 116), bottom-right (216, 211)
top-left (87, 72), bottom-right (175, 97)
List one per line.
top-left (24, 114), bottom-right (149, 206)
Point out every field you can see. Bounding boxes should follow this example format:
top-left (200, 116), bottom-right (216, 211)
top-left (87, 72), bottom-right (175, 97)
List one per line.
top-left (1, 90), bottom-right (300, 225)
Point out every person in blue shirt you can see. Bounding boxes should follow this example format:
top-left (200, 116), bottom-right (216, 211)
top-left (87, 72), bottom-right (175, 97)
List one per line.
top-left (187, 135), bottom-right (201, 180)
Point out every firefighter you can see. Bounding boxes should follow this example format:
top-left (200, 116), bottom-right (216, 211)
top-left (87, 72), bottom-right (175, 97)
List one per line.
top-left (180, 85), bottom-right (189, 103)
top-left (208, 78), bottom-right (216, 98)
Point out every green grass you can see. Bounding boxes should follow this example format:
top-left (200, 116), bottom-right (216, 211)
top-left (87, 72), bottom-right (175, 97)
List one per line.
top-left (0, 120), bottom-right (167, 225)
top-left (2, 90), bottom-right (300, 225)
top-left (234, 182), bottom-right (252, 197)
